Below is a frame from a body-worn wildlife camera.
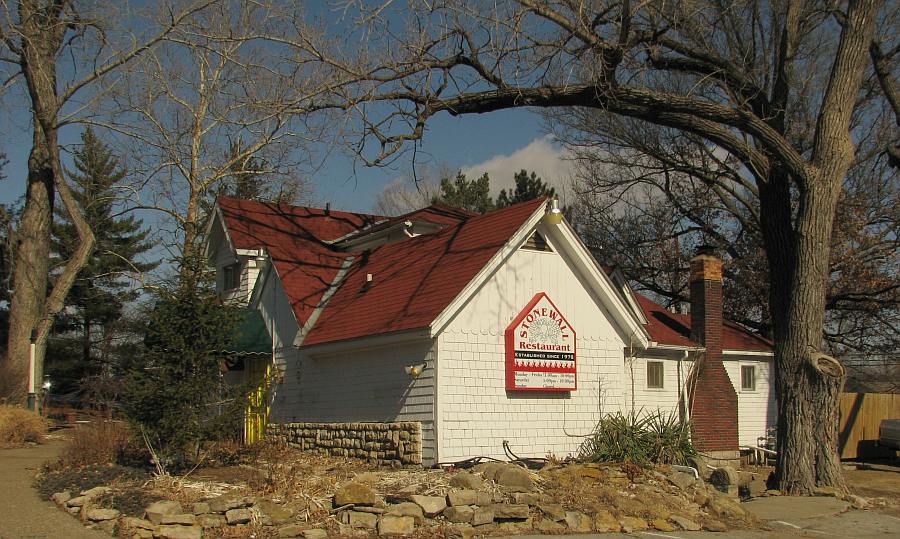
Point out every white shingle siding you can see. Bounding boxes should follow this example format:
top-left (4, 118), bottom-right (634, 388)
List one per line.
top-left (436, 238), bottom-right (629, 462)
top-left (624, 356), bottom-right (694, 416)
top-left (724, 357), bottom-right (777, 446)
top-left (257, 270), bottom-right (437, 464)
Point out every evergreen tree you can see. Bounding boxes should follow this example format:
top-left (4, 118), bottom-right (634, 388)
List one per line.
top-left (51, 129), bottom-right (158, 373)
top-left (122, 256), bottom-right (244, 468)
top-left (434, 171), bottom-right (495, 214)
top-left (495, 169), bottom-right (556, 208)
top-left (211, 139), bottom-right (305, 206)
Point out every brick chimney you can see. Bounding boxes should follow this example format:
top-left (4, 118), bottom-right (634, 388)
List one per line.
top-left (688, 246), bottom-right (739, 457)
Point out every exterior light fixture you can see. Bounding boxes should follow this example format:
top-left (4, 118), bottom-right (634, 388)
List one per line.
top-left (544, 196), bottom-right (563, 225)
top-left (405, 362), bottom-right (427, 378)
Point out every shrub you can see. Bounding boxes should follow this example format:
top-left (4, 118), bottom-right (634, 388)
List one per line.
top-left (578, 410), bottom-right (696, 466)
top-left (0, 405), bottom-right (47, 446)
top-left (57, 421), bottom-right (136, 468)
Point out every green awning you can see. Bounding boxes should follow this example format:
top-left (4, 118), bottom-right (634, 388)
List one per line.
top-left (227, 308), bottom-right (271, 355)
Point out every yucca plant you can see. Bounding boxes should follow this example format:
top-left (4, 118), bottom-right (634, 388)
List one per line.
top-left (578, 410), bottom-right (696, 467)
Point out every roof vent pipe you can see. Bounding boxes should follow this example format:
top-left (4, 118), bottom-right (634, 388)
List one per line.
top-left (325, 202), bottom-right (332, 215)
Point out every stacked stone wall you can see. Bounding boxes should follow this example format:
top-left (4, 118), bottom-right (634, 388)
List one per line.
top-left (267, 422), bottom-right (422, 465)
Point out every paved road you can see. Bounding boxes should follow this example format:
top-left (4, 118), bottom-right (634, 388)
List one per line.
top-left (507, 497), bottom-right (900, 539)
top-left (0, 440), bottom-right (106, 539)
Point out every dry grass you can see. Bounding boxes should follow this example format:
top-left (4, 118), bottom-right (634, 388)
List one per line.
top-left (56, 421), bottom-right (134, 467)
top-left (0, 404), bottom-right (47, 447)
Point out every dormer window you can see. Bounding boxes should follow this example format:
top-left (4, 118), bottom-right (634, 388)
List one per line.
top-left (223, 262), bottom-right (241, 290)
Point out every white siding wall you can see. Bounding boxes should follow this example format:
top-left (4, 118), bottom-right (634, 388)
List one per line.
top-left (437, 227), bottom-right (629, 462)
top-left (256, 269), bottom-right (437, 464)
top-left (624, 355), bottom-right (694, 416)
top-left (724, 357), bottom-right (777, 446)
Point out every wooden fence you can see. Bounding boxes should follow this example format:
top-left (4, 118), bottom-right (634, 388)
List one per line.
top-left (839, 392), bottom-right (900, 460)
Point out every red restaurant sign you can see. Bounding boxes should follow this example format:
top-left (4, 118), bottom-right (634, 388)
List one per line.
top-left (505, 292), bottom-right (576, 391)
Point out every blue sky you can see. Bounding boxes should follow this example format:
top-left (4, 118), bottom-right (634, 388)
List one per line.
top-left (1, 107), bottom-right (573, 215)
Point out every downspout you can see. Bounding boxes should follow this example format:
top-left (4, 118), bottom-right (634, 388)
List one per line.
top-left (432, 335), bottom-right (440, 467)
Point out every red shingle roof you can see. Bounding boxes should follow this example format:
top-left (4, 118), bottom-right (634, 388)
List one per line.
top-left (217, 196), bottom-right (770, 353)
top-left (217, 196), bottom-right (383, 327)
top-left (302, 198), bottom-right (546, 346)
top-left (636, 294), bottom-right (772, 352)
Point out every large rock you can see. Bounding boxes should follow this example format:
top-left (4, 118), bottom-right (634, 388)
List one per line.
top-left (472, 506), bottom-right (494, 526)
top-left (651, 518), bottom-right (676, 532)
top-left (476, 462), bottom-right (508, 482)
top-left (669, 471), bottom-right (696, 490)
top-left (80, 486), bottom-right (111, 498)
top-left (387, 502), bottom-right (424, 523)
top-left (335, 483), bottom-right (379, 507)
top-left (225, 508), bottom-right (252, 525)
top-left (411, 495), bottom-right (446, 516)
top-left (257, 499), bottom-right (294, 525)
top-left (492, 503), bottom-right (529, 519)
top-left (302, 529), bottom-right (328, 539)
top-left (444, 505), bottom-right (474, 524)
top-left (378, 515), bottom-right (415, 535)
top-left (496, 467), bottom-right (534, 492)
top-left (593, 510), bottom-right (620, 532)
top-left (146, 500), bottom-right (184, 524)
top-left (449, 471), bottom-right (483, 490)
top-left (447, 489), bottom-right (478, 507)
top-left (475, 492), bottom-right (493, 506)
top-left (277, 524), bottom-right (305, 538)
top-left (51, 491), bottom-right (72, 505)
top-left (86, 508), bottom-right (120, 521)
top-left (444, 524), bottom-right (477, 539)
top-left (535, 519), bottom-right (566, 532)
top-left (618, 516), bottom-right (649, 533)
top-left (564, 511), bottom-right (592, 532)
top-left (66, 496), bottom-right (90, 508)
top-left (159, 514), bottom-right (196, 526)
top-left (670, 515), bottom-right (701, 531)
top-left (208, 495), bottom-right (250, 514)
top-left (155, 525), bottom-right (203, 539)
top-left (197, 514), bottom-right (227, 528)
top-left (512, 493), bottom-right (544, 505)
top-left (538, 504), bottom-right (566, 522)
top-left (121, 517), bottom-right (155, 531)
top-left (706, 494), bottom-right (747, 519)
top-left (704, 519), bottom-right (728, 532)
top-left (348, 510), bottom-right (378, 529)
top-left (192, 502), bottom-right (210, 515)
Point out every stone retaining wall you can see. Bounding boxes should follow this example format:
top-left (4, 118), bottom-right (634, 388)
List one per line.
top-left (267, 422), bottom-right (422, 465)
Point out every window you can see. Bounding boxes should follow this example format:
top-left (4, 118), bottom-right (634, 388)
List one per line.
top-left (223, 262), bottom-right (241, 290)
top-left (647, 361), bottom-right (664, 389)
top-left (741, 365), bottom-right (756, 391)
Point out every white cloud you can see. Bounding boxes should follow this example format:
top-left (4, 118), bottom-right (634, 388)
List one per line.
top-left (460, 136), bottom-right (576, 203)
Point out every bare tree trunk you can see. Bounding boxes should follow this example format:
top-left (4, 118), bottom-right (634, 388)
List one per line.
top-left (4, 124), bottom-right (54, 402)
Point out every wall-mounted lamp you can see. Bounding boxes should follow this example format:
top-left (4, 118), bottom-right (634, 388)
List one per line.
top-left (544, 196), bottom-right (563, 225)
top-left (405, 362), bottom-right (427, 378)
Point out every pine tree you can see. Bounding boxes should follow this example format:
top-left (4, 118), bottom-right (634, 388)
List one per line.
top-left (51, 129), bottom-right (158, 374)
top-left (495, 169), bottom-right (556, 208)
top-left (434, 171), bottom-right (495, 214)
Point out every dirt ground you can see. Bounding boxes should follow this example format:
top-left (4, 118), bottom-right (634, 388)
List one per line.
top-left (845, 464), bottom-right (900, 508)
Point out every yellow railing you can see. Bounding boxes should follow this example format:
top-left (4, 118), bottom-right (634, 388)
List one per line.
top-left (245, 358), bottom-right (271, 444)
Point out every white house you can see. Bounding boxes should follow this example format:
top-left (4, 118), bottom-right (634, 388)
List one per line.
top-left (206, 196), bottom-right (776, 466)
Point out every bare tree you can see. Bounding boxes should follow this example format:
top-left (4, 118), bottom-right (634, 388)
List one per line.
top-left (561, 107), bottom-right (898, 357)
top-left (299, 0), bottom-right (895, 493)
top-left (373, 164), bottom-right (447, 215)
top-left (92, 2), bottom-right (365, 268)
top-left (0, 0), bottom-right (213, 404)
